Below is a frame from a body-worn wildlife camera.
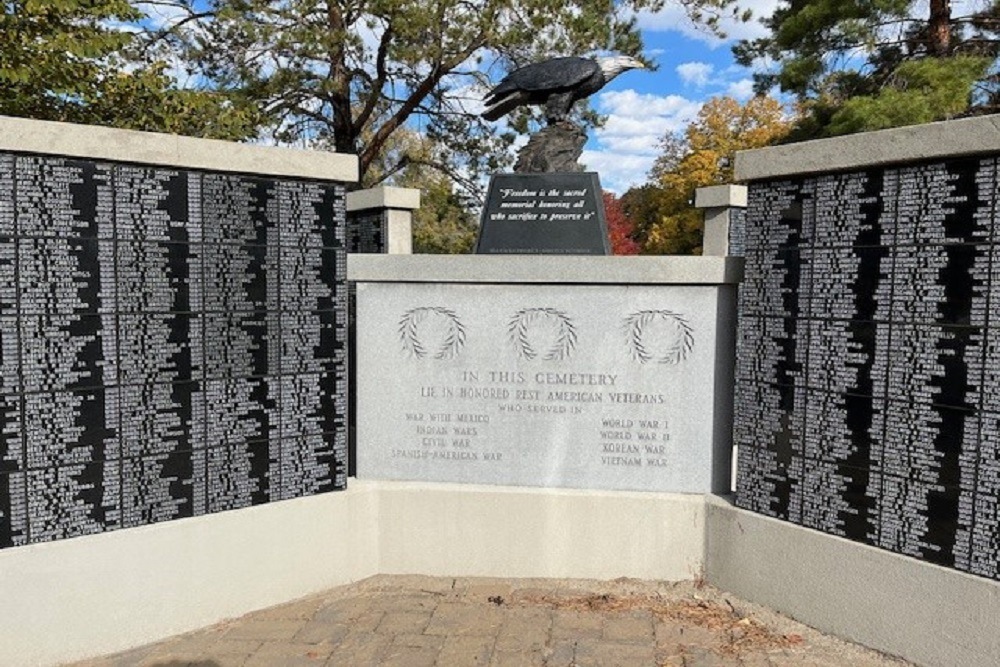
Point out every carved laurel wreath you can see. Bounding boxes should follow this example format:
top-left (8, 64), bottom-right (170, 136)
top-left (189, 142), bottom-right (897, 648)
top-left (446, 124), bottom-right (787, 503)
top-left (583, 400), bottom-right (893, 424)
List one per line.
top-left (507, 307), bottom-right (577, 361)
top-left (398, 307), bottom-right (466, 360)
top-left (623, 310), bottom-right (694, 365)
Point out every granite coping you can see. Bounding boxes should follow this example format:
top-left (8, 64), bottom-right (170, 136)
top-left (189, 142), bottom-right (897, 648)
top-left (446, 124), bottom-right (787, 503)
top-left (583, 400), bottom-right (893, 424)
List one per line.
top-left (0, 115), bottom-right (359, 182)
top-left (347, 254), bottom-right (744, 285)
top-left (694, 184), bottom-right (747, 209)
top-left (346, 186), bottom-right (421, 211)
top-left (735, 115), bottom-right (1000, 182)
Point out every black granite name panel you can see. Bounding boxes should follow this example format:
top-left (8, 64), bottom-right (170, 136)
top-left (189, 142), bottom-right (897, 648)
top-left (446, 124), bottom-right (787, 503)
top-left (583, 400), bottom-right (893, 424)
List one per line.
top-left (0, 151), bottom-right (347, 548)
top-left (734, 157), bottom-right (1000, 579)
top-left (346, 209), bottom-right (386, 254)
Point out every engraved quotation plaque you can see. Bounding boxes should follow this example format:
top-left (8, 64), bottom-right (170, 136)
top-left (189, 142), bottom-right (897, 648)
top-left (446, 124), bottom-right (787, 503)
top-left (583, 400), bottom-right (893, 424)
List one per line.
top-left (476, 173), bottom-right (610, 255)
top-left (0, 151), bottom-right (347, 548)
top-left (356, 283), bottom-right (723, 492)
top-left (733, 158), bottom-right (1000, 580)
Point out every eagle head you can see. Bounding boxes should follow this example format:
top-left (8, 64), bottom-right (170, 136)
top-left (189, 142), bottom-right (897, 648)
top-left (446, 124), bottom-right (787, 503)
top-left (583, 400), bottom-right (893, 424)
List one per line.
top-left (596, 55), bottom-right (646, 81)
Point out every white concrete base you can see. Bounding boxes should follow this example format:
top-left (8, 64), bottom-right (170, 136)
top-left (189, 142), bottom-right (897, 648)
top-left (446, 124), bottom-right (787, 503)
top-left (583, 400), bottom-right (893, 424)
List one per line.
top-left (0, 487), bottom-right (380, 667)
top-left (1, 481), bottom-right (705, 666)
top-left (373, 481), bottom-right (706, 581)
top-left (12, 484), bottom-right (1000, 667)
top-left (705, 495), bottom-right (1000, 667)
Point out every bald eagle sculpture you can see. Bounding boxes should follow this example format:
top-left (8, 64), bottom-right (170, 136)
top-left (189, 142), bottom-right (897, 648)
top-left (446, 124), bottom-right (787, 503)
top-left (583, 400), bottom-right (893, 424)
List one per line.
top-left (482, 55), bottom-right (645, 123)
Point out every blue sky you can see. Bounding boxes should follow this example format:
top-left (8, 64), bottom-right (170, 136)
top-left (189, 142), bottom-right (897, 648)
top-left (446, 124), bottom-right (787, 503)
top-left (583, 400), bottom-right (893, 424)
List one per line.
top-left (582, 0), bottom-right (780, 193)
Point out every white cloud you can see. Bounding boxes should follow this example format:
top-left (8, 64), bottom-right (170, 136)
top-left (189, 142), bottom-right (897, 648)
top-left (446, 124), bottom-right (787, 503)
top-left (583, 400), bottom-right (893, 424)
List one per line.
top-left (676, 61), bottom-right (714, 87)
top-left (599, 89), bottom-right (701, 119)
top-left (355, 17), bottom-right (386, 57)
top-left (598, 115), bottom-right (684, 154)
top-left (726, 78), bottom-right (756, 100)
top-left (581, 151), bottom-right (653, 194)
top-left (444, 82), bottom-right (490, 116)
top-left (634, 6), bottom-right (724, 48)
top-left (634, 0), bottom-right (780, 47)
top-left (585, 89), bottom-right (702, 193)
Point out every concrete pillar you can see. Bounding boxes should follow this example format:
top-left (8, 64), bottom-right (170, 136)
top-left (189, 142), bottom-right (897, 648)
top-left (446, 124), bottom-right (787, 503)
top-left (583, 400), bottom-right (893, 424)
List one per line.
top-left (344, 186), bottom-right (420, 477)
top-left (345, 186), bottom-right (420, 254)
top-left (694, 184), bottom-right (746, 491)
top-left (694, 184), bottom-right (747, 257)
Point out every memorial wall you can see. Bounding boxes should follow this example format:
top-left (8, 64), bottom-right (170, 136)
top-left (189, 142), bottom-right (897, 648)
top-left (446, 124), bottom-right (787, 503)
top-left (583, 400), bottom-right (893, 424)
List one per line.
top-left (734, 155), bottom-right (1000, 580)
top-left (0, 150), bottom-right (348, 548)
top-left (354, 264), bottom-right (737, 494)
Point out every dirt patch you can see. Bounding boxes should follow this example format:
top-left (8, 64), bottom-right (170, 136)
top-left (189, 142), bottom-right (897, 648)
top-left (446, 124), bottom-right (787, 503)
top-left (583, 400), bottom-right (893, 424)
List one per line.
top-left (513, 590), bottom-right (800, 657)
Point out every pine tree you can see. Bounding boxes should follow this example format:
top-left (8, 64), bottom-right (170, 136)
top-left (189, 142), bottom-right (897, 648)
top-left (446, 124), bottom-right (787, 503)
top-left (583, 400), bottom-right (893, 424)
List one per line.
top-left (735, 0), bottom-right (1000, 138)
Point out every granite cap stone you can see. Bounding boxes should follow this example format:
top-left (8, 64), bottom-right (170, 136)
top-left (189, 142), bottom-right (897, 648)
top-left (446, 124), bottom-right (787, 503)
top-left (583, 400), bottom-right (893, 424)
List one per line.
top-left (735, 114), bottom-right (1000, 182)
top-left (347, 255), bottom-right (743, 285)
top-left (0, 114), bottom-right (358, 182)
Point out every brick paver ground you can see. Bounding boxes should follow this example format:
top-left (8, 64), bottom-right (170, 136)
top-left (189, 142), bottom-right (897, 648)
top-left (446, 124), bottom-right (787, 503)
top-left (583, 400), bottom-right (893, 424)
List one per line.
top-left (69, 575), bottom-right (912, 667)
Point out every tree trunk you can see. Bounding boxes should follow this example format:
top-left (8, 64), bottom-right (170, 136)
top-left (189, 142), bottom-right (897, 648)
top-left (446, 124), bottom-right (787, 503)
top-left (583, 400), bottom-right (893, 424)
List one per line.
top-left (928, 0), bottom-right (952, 56)
top-left (326, 1), bottom-right (357, 160)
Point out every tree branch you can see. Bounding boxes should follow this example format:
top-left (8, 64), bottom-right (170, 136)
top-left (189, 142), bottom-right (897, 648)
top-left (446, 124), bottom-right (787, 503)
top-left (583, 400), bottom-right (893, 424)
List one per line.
top-left (359, 36), bottom-right (487, 178)
top-left (352, 22), bottom-right (393, 134)
top-left (375, 154), bottom-right (486, 205)
top-left (138, 7), bottom-right (215, 56)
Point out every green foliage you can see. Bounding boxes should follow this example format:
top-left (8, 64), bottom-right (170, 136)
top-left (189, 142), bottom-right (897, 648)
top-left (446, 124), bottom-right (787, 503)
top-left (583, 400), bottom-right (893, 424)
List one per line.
top-left (409, 174), bottom-right (479, 254)
top-left (0, 1), bottom-right (260, 139)
top-left (80, 66), bottom-right (262, 140)
top-left (825, 56), bottom-right (994, 135)
top-left (1, 0), bottom-right (139, 121)
top-left (621, 185), bottom-right (662, 225)
top-left (737, 0), bottom-right (1000, 137)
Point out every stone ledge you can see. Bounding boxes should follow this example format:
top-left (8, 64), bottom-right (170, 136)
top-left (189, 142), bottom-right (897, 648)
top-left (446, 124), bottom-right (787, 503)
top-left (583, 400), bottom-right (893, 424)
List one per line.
top-left (694, 185), bottom-right (747, 209)
top-left (0, 481), bottom-right (705, 665)
top-left (347, 255), bottom-right (744, 285)
top-left (6, 482), bottom-right (1000, 666)
top-left (0, 115), bottom-right (358, 182)
top-left (346, 186), bottom-right (421, 211)
top-left (735, 115), bottom-right (1000, 182)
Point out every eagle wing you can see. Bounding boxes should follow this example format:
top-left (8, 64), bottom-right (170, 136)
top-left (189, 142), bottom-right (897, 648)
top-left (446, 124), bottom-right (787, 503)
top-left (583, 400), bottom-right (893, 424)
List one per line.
top-left (486, 57), bottom-right (599, 100)
top-left (482, 56), bottom-right (601, 121)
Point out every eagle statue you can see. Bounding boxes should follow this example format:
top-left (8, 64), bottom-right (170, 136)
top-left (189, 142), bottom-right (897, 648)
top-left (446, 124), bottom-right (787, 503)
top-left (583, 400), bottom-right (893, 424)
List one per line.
top-left (482, 55), bottom-right (645, 123)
